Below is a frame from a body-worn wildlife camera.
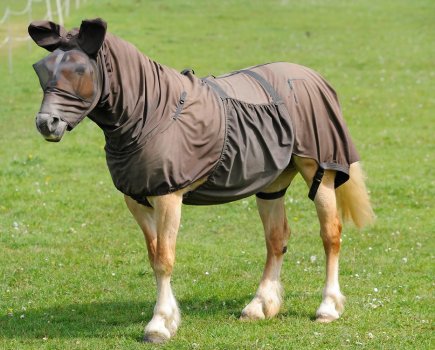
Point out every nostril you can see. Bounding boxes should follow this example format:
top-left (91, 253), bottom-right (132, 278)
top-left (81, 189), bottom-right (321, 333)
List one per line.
top-left (47, 116), bottom-right (60, 132)
top-left (36, 113), bottom-right (49, 135)
top-left (36, 113), bottom-right (57, 134)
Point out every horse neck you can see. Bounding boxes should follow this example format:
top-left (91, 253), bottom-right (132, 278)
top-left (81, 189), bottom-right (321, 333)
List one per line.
top-left (92, 33), bottom-right (172, 129)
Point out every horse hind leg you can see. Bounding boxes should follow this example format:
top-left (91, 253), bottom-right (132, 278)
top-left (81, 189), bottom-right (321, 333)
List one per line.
top-left (314, 179), bottom-right (345, 322)
top-left (294, 156), bottom-right (345, 322)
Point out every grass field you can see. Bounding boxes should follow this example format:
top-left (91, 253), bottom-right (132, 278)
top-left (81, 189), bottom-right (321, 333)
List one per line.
top-left (0, 0), bottom-right (434, 349)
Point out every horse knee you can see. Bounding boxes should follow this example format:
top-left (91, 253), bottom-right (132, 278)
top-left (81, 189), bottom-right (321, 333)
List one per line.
top-left (266, 221), bottom-right (290, 256)
top-left (154, 259), bottom-right (174, 276)
top-left (152, 248), bottom-right (176, 276)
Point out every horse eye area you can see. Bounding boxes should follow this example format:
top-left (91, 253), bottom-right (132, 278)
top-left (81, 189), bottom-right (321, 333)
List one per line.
top-left (75, 65), bottom-right (86, 75)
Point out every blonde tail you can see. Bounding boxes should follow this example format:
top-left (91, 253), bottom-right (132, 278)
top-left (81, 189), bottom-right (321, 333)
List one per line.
top-left (336, 162), bottom-right (375, 228)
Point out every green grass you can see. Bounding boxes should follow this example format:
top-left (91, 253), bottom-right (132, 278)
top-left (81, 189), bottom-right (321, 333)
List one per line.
top-left (0, 0), bottom-right (434, 349)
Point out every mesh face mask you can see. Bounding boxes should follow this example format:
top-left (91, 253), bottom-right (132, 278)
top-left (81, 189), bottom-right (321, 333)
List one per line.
top-left (33, 49), bottom-right (100, 128)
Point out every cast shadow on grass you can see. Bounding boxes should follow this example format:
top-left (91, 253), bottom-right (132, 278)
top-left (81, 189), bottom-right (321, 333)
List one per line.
top-left (0, 297), bottom-right (311, 340)
top-left (0, 300), bottom-right (149, 340)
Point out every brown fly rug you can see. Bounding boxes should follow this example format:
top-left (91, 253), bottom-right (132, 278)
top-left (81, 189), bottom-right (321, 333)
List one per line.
top-left (29, 20), bottom-right (359, 207)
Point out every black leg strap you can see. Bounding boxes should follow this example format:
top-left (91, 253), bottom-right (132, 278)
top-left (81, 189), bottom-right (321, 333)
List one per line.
top-left (308, 167), bottom-right (324, 201)
top-left (135, 196), bottom-right (153, 208)
top-left (256, 187), bottom-right (288, 200)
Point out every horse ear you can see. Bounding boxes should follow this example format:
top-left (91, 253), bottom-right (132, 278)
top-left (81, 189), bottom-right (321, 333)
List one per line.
top-left (77, 18), bottom-right (107, 56)
top-left (28, 20), bottom-right (66, 51)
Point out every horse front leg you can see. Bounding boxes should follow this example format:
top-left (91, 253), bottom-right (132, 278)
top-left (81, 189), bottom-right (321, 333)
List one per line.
top-left (241, 196), bottom-right (290, 320)
top-left (125, 193), bottom-right (182, 343)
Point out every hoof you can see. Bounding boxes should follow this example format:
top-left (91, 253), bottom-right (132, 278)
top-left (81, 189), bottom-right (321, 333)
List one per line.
top-left (240, 298), bottom-right (266, 321)
top-left (315, 291), bottom-right (345, 323)
top-left (144, 329), bottom-right (171, 344)
top-left (315, 300), bottom-right (341, 323)
top-left (240, 309), bottom-right (266, 321)
top-left (315, 313), bottom-right (339, 323)
top-left (144, 300), bottom-right (180, 343)
top-left (241, 282), bottom-right (282, 321)
top-left (144, 316), bottom-right (174, 344)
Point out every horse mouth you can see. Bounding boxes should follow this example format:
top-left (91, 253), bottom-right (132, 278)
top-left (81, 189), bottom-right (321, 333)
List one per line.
top-left (35, 113), bottom-right (68, 142)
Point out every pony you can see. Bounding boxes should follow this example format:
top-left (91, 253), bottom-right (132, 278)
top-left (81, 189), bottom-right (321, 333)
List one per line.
top-left (29, 18), bottom-right (374, 343)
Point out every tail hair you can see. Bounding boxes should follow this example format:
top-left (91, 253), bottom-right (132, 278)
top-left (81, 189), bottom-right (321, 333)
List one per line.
top-left (336, 162), bottom-right (375, 228)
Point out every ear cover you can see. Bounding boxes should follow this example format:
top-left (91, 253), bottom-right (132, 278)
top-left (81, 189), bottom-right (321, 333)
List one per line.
top-left (77, 18), bottom-right (107, 56)
top-left (28, 20), bottom-right (66, 51)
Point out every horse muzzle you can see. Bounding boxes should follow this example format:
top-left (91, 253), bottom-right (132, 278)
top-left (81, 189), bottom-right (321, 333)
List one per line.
top-left (35, 113), bottom-right (68, 142)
